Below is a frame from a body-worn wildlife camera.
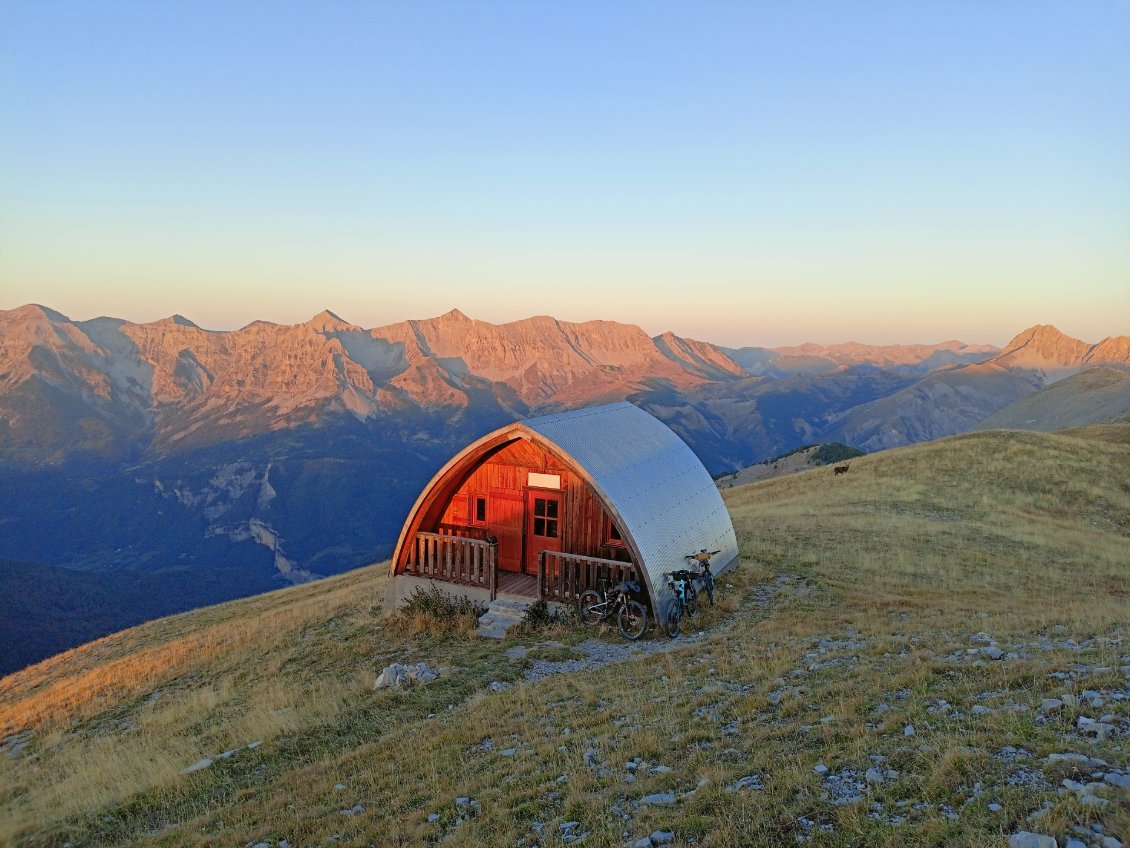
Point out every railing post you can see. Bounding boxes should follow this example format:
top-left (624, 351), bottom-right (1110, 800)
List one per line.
top-left (489, 542), bottom-right (498, 601)
top-left (538, 551), bottom-right (545, 601)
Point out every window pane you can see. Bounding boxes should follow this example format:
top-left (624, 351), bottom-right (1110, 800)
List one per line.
top-left (534, 517), bottom-right (545, 536)
top-left (476, 498), bottom-right (486, 522)
top-left (546, 499), bottom-right (558, 518)
top-left (535, 499), bottom-right (546, 517)
top-left (546, 519), bottom-right (558, 538)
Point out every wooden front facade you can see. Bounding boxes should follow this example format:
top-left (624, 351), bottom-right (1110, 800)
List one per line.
top-left (396, 435), bottom-right (635, 600)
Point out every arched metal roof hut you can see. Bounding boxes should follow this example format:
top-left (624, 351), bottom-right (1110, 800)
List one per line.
top-left (389, 402), bottom-right (738, 614)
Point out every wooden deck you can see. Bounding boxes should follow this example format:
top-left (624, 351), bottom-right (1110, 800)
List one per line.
top-left (496, 572), bottom-right (539, 597)
top-left (400, 532), bottom-right (640, 606)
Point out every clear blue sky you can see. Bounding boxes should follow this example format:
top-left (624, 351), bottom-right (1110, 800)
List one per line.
top-left (2, 1), bottom-right (1127, 346)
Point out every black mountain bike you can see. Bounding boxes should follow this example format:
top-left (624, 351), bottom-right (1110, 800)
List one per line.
top-left (577, 579), bottom-right (648, 641)
top-left (688, 549), bottom-right (720, 606)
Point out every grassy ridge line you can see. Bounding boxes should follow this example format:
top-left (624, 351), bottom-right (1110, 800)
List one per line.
top-left (1, 425), bottom-right (1128, 847)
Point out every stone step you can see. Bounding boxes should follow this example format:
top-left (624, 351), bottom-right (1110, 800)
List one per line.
top-left (476, 598), bottom-right (533, 639)
top-left (488, 598), bottom-right (534, 614)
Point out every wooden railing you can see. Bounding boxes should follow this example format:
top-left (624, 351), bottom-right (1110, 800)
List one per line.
top-left (404, 532), bottom-right (498, 599)
top-left (538, 551), bottom-right (640, 606)
top-left (436, 523), bottom-right (489, 541)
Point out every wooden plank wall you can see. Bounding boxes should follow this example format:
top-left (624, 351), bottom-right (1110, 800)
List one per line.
top-left (437, 438), bottom-right (633, 564)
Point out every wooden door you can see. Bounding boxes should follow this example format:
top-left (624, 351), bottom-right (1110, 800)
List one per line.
top-left (488, 489), bottom-right (524, 573)
top-left (525, 491), bottom-right (562, 573)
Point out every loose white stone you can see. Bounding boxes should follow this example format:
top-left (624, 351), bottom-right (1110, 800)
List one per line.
top-left (374, 662), bottom-right (439, 689)
top-left (181, 758), bottom-right (213, 774)
top-left (1008, 832), bottom-right (1056, 848)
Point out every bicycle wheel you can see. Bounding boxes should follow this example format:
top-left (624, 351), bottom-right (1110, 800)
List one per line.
top-left (577, 589), bottom-right (604, 625)
top-left (686, 586), bottom-right (699, 617)
top-left (618, 600), bottom-right (647, 641)
top-left (663, 600), bottom-right (683, 638)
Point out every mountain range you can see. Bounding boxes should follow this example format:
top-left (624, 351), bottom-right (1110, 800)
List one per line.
top-left (1, 304), bottom-right (1127, 674)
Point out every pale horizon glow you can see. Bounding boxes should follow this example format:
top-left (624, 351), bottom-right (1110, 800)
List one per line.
top-left (2, 2), bottom-right (1128, 349)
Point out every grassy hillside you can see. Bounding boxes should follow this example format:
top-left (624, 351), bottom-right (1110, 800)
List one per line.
top-left (976, 367), bottom-right (1130, 433)
top-left (717, 442), bottom-right (865, 488)
top-left (1, 426), bottom-right (1128, 847)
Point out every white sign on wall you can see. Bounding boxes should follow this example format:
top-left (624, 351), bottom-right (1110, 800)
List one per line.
top-left (527, 473), bottom-right (561, 489)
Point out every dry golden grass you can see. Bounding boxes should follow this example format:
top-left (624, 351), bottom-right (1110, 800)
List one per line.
top-left (1, 425), bottom-right (1128, 847)
top-left (0, 567), bottom-right (387, 844)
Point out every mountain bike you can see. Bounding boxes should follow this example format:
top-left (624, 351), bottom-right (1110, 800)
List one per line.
top-left (687, 549), bottom-right (720, 606)
top-left (576, 579), bottom-right (648, 641)
top-left (663, 569), bottom-right (699, 637)
top-left (664, 550), bottom-right (722, 637)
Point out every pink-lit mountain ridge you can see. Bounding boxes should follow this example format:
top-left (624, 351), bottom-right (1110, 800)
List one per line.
top-left (2, 305), bottom-right (1127, 675)
top-left (0, 304), bottom-right (1027, 463)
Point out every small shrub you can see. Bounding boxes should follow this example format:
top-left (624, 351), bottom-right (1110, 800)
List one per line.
top-left (515, 599), bottom-right (573, 635)
top-left (396, 586), bottom-right (485, 636)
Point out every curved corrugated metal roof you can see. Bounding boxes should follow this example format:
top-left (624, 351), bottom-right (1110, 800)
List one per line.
top-left (520, 403), bottom-right (739, 606)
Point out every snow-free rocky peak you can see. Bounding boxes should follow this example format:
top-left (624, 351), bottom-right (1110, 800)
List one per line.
top-left (303, 309), bottom-right (358, 334)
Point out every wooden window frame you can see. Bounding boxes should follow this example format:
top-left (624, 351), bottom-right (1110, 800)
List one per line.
top-left (530, 493), bottom-right (560, 539)
top-left (603, 514), bottom-right (625, 547)
top-left (469, 493), bottom-right (488, 527)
